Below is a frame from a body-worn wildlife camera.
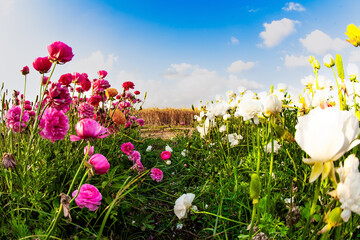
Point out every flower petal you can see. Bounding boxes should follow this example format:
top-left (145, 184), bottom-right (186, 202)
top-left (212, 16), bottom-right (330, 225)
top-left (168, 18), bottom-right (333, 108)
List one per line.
top-left (322, 161), bottom-right (333, 181)
top-left (309, 162), bottom-right (323, 183)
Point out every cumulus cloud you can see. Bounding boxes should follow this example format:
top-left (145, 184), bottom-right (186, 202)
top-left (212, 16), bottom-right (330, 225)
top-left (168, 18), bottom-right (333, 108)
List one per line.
top-left (348, 49), bottom-right (360, 63)
top-left (230, 36), bottom-right (239, 44)
top-left (227, 60), bottom-right (255, 74)
top-left (226, 75), bottom-right (264, 90)
top-left (282, 2), bottom-right (306, 12)
top-left (299, 30), bottom-right (348, 55)
top-left (64, 51), bottom-right (118, 77)
top-left (284, 54), bottom-right (309, 67)
top-left (0, 0), bottom-right (15, 16)
top-left (259, 18), bottom-right (300, 47)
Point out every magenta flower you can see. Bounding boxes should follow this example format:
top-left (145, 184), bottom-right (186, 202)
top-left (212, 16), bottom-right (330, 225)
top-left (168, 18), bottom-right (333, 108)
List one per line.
top-left (161, 151), bottom-right (171, 161)
top-left (80, 76), bottom-right (91, 92)
top-left (131, 159), bottom-right (145, 173)
top-left (88, 153), bottom-right (110, 175)
top-left (97, 70), bottom-right (108, 79)
top-left (58, 73), bottom-right (73, 86)
top-left (38, 108), bottom-right (69, 143)
top-left (46, 83), bottom-right (72, 112)
top-left (70, 118), bottom-right (109, 141)
top-left (122, 81), bottom-right (135, 91)
top-left (72, 184), bottom-right (102, 211)
top-left (21, 66), bottom-right (29, 75)
top-left (33, 56), bottom-right (52, 74)
top-left (93, 79), bottom-right (111, 94)
top-left (6, 105), bottom-right (30, 133)
top-left (121, 142), bottom-right (135, 155)
top-left (150, 168), bottom-right (163, 182)
top-left (47, 41), bottom-right (74, 64)
top-left (136, 118), bottom-right (145, 127)
top-left (78, 102), bottom-right (95, 119)
top-left (84, 145), bottom-right (94, 156)
top-left (128, 150), bottom-right (141, 162)
top-left (87, 95), bottom-right (102, 108)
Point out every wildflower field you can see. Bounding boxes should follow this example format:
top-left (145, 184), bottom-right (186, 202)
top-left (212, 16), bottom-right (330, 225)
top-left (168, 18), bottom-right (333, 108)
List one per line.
top-left (1, 25), bottom-right (360, 240)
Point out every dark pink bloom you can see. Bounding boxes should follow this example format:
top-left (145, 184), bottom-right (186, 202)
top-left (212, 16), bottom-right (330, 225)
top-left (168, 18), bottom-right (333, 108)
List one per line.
top-left (42, 76), bottom-right (50, 86)
top-left (72, 72), bottom-right (85, 84)
top-left (121, 142), bottom-right (134, 155)
top-left (6, 105), bottom-right (30, 133)
top-left (58, 73), bottom-right (73, 86)
top-left (128, 150), bottom-right (141, 162)
top-left (93, 79), bottom-right (110, 94)
top-left (88, 153), bottom-right (110, 175)
top-left (122, 81), bottom-right (134, 90)
top-left (131, 159), bottom-right (145, 173)
top-left (150, 168), bottom-right (163, 182)
top-left (33, 57), bottom-right (52, 74)
top-left (39, 108), bottom-right (69, 143)
top-left (70, 118), bottom-right (109, 141)
top-left (47, 41), bottom-right (74, 64)
top-left (97, 70), bottom-right (107, 79)
top-left (125, 122), bottom-right (132, 128)
top-left (46, 83), bottom-right (72, 112)
top-left (80, 77), bottom-right (91, 92)
top-left (161, 151), bottom-right (171, 161)
top-left (72, 184), bottom-right (102, 211)
top-left (87, 95), bottom-right (102, 108)
top-left (21, 66), bottom-right (29, 75)
top-left (84, 145), bottom-right (94, 156)
top-left (136, 118), bottom-right (145, 127)
top-left (78, 102), bottom-right (95, 119)
top-left (134, 90), bottom-right (140, 95)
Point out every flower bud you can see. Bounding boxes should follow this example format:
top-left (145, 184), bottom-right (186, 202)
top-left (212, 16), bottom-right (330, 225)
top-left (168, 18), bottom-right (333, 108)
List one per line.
top-left (323, 54), bottom-right (335, 68)
top-left (249, 173), bottom-right (261, 202)
top-left (2, 153), bottom-right (17, 170)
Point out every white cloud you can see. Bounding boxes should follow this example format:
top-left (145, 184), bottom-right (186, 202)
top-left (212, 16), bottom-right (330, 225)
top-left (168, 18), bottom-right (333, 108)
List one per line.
top-left (282, 2), bottom-right (306, 12)
top-left (65, 51), bottom-right (118, 77)
top-left (227, 60), bottom-right (255, 74)
top-left (284, 54), bottom-right (309, 67)
top-left (299, 30), bottom-right (348, 55)
top-left (348, 49), bottom-right (360, 63)
top-left (227, 75), bottom-right (264, 90)
top-left (260, 18), bottom-right (300, 47)
top-left (230, 36), bottom-right (239, 44)
top-left (0, 0), bottom-right (15, 16)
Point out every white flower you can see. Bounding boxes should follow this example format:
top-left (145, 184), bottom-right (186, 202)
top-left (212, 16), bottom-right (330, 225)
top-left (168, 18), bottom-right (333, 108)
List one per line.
top-left (166, 160), bottom-right (172, 165)
top-left (226, 90), bottom-right (236, 99)
top-left (336, 154), bottom-right (359, 183)
top-left (323, 54), bottom-right (335, 68)
top-left (263, 95), bottom-right (282, 116)
top-left (295, 107), bottom-right (360, 182)
top-left (146, 145), bottom-right (152, 152)
top-left (181, 149), bottom-right (188, 157)
top-left (197, 118), bottom-right (210, 138)
top-left (235, 99), bottom-right (263, 124)
top-left (165, 145), bottom-right (173, 152)
top-left (265, 140), bottom-right (281, 153)
top-left (219, 125), bottom-right (227, 133)
top-left (277, 83), bottom-right (288, 92)
top-left (226, 133), bottom-right (243, 147)
top-left (174, 193), bottom-right (195, 219)
top-left (223, 113), bottom-right (231, 121)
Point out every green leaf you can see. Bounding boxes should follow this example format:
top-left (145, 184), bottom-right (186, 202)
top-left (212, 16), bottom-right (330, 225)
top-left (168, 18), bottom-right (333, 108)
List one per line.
top-left (336, 54), bottom-right (345, 80)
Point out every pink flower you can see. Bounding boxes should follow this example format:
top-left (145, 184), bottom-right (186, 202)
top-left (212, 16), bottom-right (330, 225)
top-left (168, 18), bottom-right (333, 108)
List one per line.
top-left (70, 118), bottom-right (109, 141)
top-left (80, 75), bottom-right (91, 92)
top-left (42, 76), bottom-right (50, 85)
top-left (93, 79), bottom-right (111, 94)
top-left (78, 102), bottom-right (95, 119)
top-left (6, 105), bottom-right (30, 133)
top-left (134, 90), bottom-right (140, 95)
top-left (87, 95), bottom-right (102, 108)
top-left (88, 153), bottom-right (110, 175)
top-left (39, 108), bottom-right (69, 143)
top-left (122, 81), bottom-right (134, 91)
top-left (128, 150), bottom-right (141, 162)
top-left (21, 66), bottom-right (29, 75)
top-left (47, 41), bottom-right (74, 64)
top-left (131, 159), bottom-right (145, 173)
top-left (72, 184), bottom-right (102, 211)
top-left (46, 83), bottom-right (72, 112)
top-left (84, 145), bottom-right (94, 156)
top-left (97, 70), bottom-right (108, 79)
top-left (161, 151), bottom-right (171, 160)
top-left (33, 56), bottom-right (52, 74)
top-left (121, 142), bottom-right (135, 155)
top-left (150, 168), bottom-right (163, 182)
top-left (58, 73), bottom-right (73, 86)
top-left (136, 118), bottom-right (144, 127)
top-left (72, 72), bottom-right (85, 84)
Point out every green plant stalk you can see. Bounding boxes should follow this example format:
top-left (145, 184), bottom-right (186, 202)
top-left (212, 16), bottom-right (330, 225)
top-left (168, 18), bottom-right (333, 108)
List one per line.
top-left (248, 201), bottom-right (258, 240)
top-left (302, 178), bottom-right (321, 238)
top-left (267, 121), bottom-right (274, 190)
top-left (331, 67), bottom-right (344, 110)
top-left (18, 74), bottom-right (27, 133)
top-left (191, 209), bottom-right (247, 225)
top-left (256, 126), bottom-right (261, 174)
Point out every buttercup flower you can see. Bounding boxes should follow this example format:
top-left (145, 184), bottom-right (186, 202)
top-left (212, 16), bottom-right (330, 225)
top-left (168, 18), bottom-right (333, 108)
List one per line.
top-left (46, 83), bottom-right (72, 112)
top-left (93, 79), bottom-right (111, 94)
top-left (72, 184), bottom-right (102, 211)
top-left (88, 153), bottom-right (110, 175)
top-left (161, 151), bottom-right (171, 160)
top-left (70, 118), bottom-right (109, 141)
top-left (136, 118), bottom-right (145, 127)
top-left (165, 145), bottom-right (173, 152)
top-left (345, 24), bottom-right (360, 47)
top-left (150, 168), bottom-right (163, 182)
top-left (295, 107), bottom-right (360, 182)
top-left (174, 193), bottom-right (195, 219)
top-left (323, 54), bottom-right (335, 68)
top-left (121, 142), bottom-right (135, 155)
top-left (39, 108), bottom-right (69, 143)
top-left (47, 41), bottom-right (74, 64)
top-left (235, 99), bottom-right (262, 124)
top-left (110, 109), bottom-right (126, 125)
top-left (33, 56), bottom-right (52, 74)
top-left (87, 95), bottom-right (102, 108)
top-left (105, 88), bottom-right (118, 98)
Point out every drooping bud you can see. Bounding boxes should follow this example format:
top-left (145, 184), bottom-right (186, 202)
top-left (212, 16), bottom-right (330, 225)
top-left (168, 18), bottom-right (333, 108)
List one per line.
top-left (2, 153), bottom-right (17, 170)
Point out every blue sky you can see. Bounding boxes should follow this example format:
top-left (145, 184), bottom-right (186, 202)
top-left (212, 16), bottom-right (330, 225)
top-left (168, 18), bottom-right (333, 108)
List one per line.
top-left (1, 0), bottom-right (360, 107)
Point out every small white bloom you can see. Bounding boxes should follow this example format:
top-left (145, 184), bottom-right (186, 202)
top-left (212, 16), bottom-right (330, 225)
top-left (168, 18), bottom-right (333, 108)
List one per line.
top-left (235, 99), bottom-right (263, 124)
top-left (226, 133), bottom-right (243, 147)
top-left (166, 160), bottom-right (172, 165)
top-left (337, 172), bottom-right (360, 222)
top-left (337, 154), bottom-right (359, 183)
top-left (263, 95), bottom-right (282, 116)
top-left (176, 223), bottom-right (184, 229)
top-left (174, 193), bottom-right (195, 219)
top-left (265, 140), bottom-right (281, 154)
top-left (223, 113), bottom-right (231, 121)
top-left (219, 125), bottom-right (227, 133)
top-left (146, 145), bottom-right (152, 152)
top-left (323, 54), bottom-right (335, 68)
top-left (181, 149), bottom-right (188, 157)
top-left (165, 145), bottom-right (173, 152)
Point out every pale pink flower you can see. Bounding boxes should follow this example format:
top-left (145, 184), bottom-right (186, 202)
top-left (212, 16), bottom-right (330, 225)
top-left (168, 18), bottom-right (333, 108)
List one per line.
top-left (88, 153), bottom-right (110, 175)
top-left (84, 145), bottom-right (94, 156)
top-left (128, 150), bottom-right (141, 162)
top-left (6, 105), bottom-right (29, 133)
top-left (150, 168), bottom-right (163, 182)
top-left (39, 108), bottom-right (69, 143)
top-left (70, 118), bottom-right (109, 141)
top-left (72, 184), bottom-right (102, 211)
top-left (46, 83), bottom-right (72, 112)
top-left (78, 102), bottom-right (95, 119)
top-left (131, 159), bottom-right (145, 173)
top-left (93, 79), bottom-right (111, 94)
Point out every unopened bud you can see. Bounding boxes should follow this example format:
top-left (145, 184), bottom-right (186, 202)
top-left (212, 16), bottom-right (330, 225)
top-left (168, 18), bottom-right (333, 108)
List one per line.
top-left (2, 153), bottom-right (17, 170)
top-left (250, 173), bottom-right (261, 201)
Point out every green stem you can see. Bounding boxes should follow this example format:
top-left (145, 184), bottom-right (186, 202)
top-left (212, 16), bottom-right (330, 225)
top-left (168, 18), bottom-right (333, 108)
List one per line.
top-left (248, 201), bottom-right (258, 240)
top-left (302, 179), bottom-right (321, 238)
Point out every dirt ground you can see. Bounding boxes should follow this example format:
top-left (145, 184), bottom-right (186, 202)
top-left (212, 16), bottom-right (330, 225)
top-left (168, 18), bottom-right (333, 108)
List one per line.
top-left (140, 127), bottom-right (194, 139)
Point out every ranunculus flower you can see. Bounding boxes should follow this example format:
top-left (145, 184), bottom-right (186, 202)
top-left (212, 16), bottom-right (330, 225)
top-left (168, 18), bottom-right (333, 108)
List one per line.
top-left (97, 70), bottom-right (107, 79)
top-left (84, 145), bottom-right (94, 156)
top-left (72, 184), bottom-right (102, 211)
top-left (134, 90), bottom-right (140, 95)
top-left (39, 108), bottom-right (69, 143)
top-left (110, 109), bottom-right (126, 125)
top-left (21, 66), bottom-right (29, 75)
top-left (33, 56), bottom-right (52, 74)
top-left (161, 151), bottom-right (171, 160)
top-left (295, 107), bottom-right (360, 183)
top-left (78, 102), bottom-right (95, 119)
top-left (235, 99), bottom-right (263, 124)
top-left (122, 81), bottom-right (134, 90)
top-left (174, 193), bottom-right (195, 219)
top-left (131, 159), bottom-right (145, 173)
top-left (58, 73), bottom-right (73, 86)
top-left (121, 142), bottom-right (135, 155)
top-left (47, 41), bottom-right (74, 64)
top-left (263, 95), bottom-right (282, 116)
top-left (87, 95), bottom-right (102, 108)
top-left (105, 88), bottom-right (118, 98)
top-left (128, 150), bottom-right (141, 162)
top-left (146, 145), bottom-right (152, 152)
top-left (93, 79), bottom-right (111, 94)
top-left (6, 105), bottom-right (30, 133)
top-left (136, 118), bottom-right (144, 127)
top-left (88, 153), bottom-right (110, 175)
top-left (150, 168), bottom-right (163, 182)
top-left (70, 118), bottom-right (109, 141)
top-left (265, 140), bottom-right (282, 154)
top-left (46, 83), bottom-right (72, 112)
